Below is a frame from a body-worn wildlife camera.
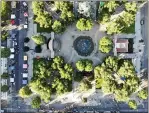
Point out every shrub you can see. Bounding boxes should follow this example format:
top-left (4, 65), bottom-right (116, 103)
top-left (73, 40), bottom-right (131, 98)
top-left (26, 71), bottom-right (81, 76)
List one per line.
top-left (1, 48), bottom-right (11, 58)
top-left (35, 45), bottom-right (42, 53)
top-left (1, 85), bottom-right (9, 92)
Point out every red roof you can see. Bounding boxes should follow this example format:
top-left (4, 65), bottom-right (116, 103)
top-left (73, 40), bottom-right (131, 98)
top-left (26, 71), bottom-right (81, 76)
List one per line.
top-left (115, 39), bottom-right (128, 53)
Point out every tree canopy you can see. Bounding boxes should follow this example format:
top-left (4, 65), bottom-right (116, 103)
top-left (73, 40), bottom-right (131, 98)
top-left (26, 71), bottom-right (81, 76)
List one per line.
top-left (76, 18), bottom-right (93, 31)
top-left (76, 59), bottom-right (93, 72)
top-left (94, 56), bottom-right (140, 102)
top-left (31, 96), bottom-right (41, 109)
top-left (1, 1), bottom-right (10, 20)
top-left (79, 79), bottom-right (92, 91)
top-left (31, 35), bottom-right (46, 45)
top-left (1, 30), bottom-right (9, 41)
top-left (32, 1), bottom-right (52, 29)
top-left (1, 48), bottom-right (11, 58)
top-left (35, 11), bottom-right (52, 28)
top-left (1, 85), bottom-right (9, 92)
top-left (19, 86), bottom-right (32, 98)
top-left (99, 36), bottom-right (113, 53)
top-left (138, 89), bottom-right (148, 100)
top-left (128, 100), bottom-right (137, 109)
top-left (52, 20), bottom-right (64, 33)
top-left (55, 1), bottom-right (72, 11)
top-left (104, 1), bottom-right (119, 13)
top-left (125, 2), bottom-right (137, 13)
top-left (28, 56), bottom-right (73, 102)
top-left (1, 73), bottom-right (9, 79)
top-left (99, 1), bottom-right (137, 34)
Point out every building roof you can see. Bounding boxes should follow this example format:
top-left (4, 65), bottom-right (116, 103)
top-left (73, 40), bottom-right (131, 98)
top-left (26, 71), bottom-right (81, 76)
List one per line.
top-left (115, 39), bottom-right (128, 53)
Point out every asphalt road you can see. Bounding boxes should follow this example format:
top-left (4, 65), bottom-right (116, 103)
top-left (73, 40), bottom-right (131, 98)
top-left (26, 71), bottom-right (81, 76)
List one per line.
top-left (140, 2), bottom-right (148, 70)
top-left (15, 1), bottom-right (27, 91)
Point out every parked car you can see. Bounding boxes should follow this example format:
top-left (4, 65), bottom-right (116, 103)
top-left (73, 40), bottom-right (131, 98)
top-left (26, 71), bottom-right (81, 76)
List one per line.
top-left (140, 19), bottom-right (144, 25)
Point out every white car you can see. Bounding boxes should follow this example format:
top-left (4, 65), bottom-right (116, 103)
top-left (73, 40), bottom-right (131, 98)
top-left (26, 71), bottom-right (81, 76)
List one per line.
top-left (140, 20), bottom-right (144, 25)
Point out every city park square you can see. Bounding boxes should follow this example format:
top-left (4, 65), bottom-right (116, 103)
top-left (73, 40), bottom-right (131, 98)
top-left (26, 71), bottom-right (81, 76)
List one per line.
top-left (16, 1), bottom-right (147, 111)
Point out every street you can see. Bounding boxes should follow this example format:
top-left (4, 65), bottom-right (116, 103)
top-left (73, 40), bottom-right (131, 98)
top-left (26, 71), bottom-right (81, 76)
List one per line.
top-left (140, 2), bottom-right (148, 70)
top-left (15, 1), bottom-right (27, 91)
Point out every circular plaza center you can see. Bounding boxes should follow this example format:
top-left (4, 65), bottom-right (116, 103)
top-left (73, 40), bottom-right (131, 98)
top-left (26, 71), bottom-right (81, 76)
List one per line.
top-left (73, 36), bottom-right (94, 56)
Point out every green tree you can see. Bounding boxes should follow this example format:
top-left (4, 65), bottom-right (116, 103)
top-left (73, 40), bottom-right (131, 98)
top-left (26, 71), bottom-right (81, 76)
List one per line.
top-left (106, 21), bottom-right (124, 34)
top-left (99, 36), bottom-right (113, 53)
top-left (74, 72), bottom-right (84, 82)
top-left (24, 46), bottom-right (30, 52)
top-left (76, 60), bottom-right (85, 72)
top-left (29, 79), bottom-right (51, 102)
top-left (52, 78), bottom-right (69, 95)
top-left (104, 1), bottom-right (119, 13)
top-left (104, 56), bottom-right (118, 71)
top-left (118, 60), bottom-right (136, 77)
top-left (52, 20), bottom-right (64, 33)
top-left (19, 86), bottom-right (32, 98)
top-left (55, 1), bottom-right (72, 11)
top-left (31, 96), bottom-right (41, 109)
top-left (1, 1), bottom-right (10, 20)
top-left (1, 85), bottom-right (9, 92)
top-left (35, 11), bottom-right (52, 28)
top-left (76, 18), bottom-right (93, 31)
top-left (1, 31), bottom-right (9, 41)
top-left (79, 79), bottom-right (92, 91)
top-left (60, 11), bottom-right (75, 22)
top-left (1, 48), bottom-right (11, 58)
top-left (128, 100), bottom-right (137, 109)
top-left (1, 73), bottom-right (9, 79)
top-left (94, 56), bottom-right (141, 102)
top-left (95, 77), bottom-right (103, 89)
top-left (31, 35), bottom-right (46, 45)
top-left (76, 59), bottom-right (93, 72)
top-left (85, 60), bottom-right (93, 72)
top-left (35, 45), bottom-right (42, 53)
top-left (32, 1), bottom-right (44, 15)
top-left (52, 56), bottom-right (64, 69)
top-left (125, 2), bottom-right (137, 13)
top-left (138, 89), bottom-right (148, 100)
top-left (24, 37), bottom-right (30, 43)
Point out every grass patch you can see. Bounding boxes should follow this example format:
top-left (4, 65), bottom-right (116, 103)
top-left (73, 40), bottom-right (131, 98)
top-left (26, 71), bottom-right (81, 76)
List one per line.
top-left (122, 22), bottom-right (135, 34)
top-left (37, 23), bottom-right (52, 33)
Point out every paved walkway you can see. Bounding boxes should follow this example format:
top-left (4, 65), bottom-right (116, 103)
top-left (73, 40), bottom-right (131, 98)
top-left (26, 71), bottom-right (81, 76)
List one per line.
top-left (56, 23), bottom-right (107, 66)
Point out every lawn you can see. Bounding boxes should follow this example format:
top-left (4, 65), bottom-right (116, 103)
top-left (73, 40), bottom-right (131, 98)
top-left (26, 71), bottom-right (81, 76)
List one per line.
top-left (37, 23), bottom-right (52, 33)
top-left (123, 22), bottom-right (135, 34)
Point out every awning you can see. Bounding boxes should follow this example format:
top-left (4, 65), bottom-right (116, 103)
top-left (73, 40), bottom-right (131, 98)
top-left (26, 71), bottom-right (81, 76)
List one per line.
top-left (22, 80), bottom-right (27, 84)
top-left (10, 78), bottom-right (14, 82)
top-left (10, 54), bottom-right (14, 59)
top-left (23, 64), bottom-right (28, 68)
top-left (11, 14), bottom-right (16, 19)
top-left (23, 73), bottom-right (28, 78)
top-left (24, 12), bottom-right (28, 17)
top-left (24, 56), bottom-right (28, 60)
top-left (10, 48), bottom-right (15, 53)
top-left (24, 25), bottom-right (28, 28)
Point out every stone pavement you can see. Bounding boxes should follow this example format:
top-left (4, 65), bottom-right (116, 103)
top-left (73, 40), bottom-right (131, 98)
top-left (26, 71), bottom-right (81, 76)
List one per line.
top-left (56, 23), bottom-right (107, 66)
